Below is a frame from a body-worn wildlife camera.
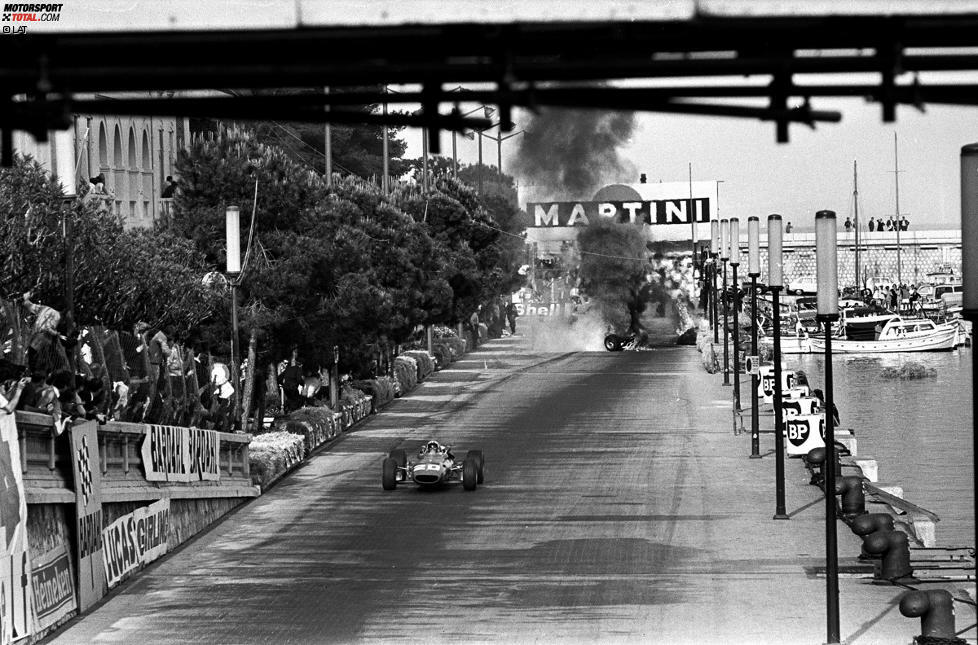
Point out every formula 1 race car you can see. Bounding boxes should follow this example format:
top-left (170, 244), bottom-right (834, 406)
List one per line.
top-left (381, 440), bottom-right (485, 491)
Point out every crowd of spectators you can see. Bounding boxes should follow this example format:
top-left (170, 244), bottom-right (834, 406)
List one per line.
top-left (0, 292), bottom-right (239, 434)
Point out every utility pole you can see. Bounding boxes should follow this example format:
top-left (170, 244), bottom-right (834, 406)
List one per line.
top-left (324, 86), bottom-right (332, 187)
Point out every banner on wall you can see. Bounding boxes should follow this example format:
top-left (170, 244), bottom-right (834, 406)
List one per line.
top-left (141, 425), bottom-right (220, 482)
top-left (0, 412), bottom-right (33, 644)
top-left (31, 545), bottom-right (76, 631)
top-left (70, 421), bottom-right (107, 613)
top-left (101, 499), bottom-right (170, 588)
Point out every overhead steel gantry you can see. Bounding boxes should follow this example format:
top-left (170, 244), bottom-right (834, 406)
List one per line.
top-left (3, 5), bottom-right (978, 165)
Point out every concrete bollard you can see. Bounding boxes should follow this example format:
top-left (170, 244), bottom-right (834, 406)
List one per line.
top-left (833, 475), bottom-right (866, 518)
top-left (863, 529), bottom-right (914, 580)
top-left (899, 589), bottom-right (966, 644)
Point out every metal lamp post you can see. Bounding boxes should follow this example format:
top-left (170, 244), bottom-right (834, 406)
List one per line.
top-left (729, 217), bottom-right (742, 410)
top-left (225, 205), bottom-right (242, 431)
top-left (816, 209), bottom-right (841, 645)
top-left (711, 219), bottom-right (720, 344)
top-left (960, 144), bottom-right (978, 563)
top-left (748, 216), bottom-right (761, 458)
top-left (769, 214), bottom-right (789, 521)
top-left (720, 218), bottom-right (730, 386)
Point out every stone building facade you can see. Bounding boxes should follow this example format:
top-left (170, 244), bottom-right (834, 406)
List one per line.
top-left (13, 107), bottom-right (188, 229)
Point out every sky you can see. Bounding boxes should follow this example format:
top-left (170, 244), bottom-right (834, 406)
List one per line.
top-left (405, 94), bottom-right (976, 232)
top-left (23, 0), bottom-right (978, 232)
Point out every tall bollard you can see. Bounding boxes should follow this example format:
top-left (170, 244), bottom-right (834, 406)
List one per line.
top-left (768, 214), bottom-right (788, 520)
top-left (748, 216), bottom-right (761, 458)
top-left (815, 210), bottom-right (841, 645)
top-left (900, 590), bottom-right (966, 644)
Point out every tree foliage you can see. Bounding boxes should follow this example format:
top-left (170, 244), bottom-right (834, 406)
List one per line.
top-left (0, 155), bottom-right (216, 335)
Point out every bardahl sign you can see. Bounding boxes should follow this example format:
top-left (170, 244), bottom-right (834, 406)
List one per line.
top-left (526, 198), bottom-right (710, 227)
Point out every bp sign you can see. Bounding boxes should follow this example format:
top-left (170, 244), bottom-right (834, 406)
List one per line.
top-left (783, 414), bottom-right (825, 456)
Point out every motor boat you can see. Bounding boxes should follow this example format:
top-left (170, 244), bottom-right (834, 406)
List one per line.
top-left (808, 316), bottom-right (959, 353)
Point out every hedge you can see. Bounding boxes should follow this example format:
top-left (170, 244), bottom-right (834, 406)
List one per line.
top-left (393, 355), bottom-right (418, 393)
top-left (350, 376), bottom-right (397, 411)
top-left (249, 431), bottom-right (306, 490)
top-left (402, 350), bottom-right (435, 380)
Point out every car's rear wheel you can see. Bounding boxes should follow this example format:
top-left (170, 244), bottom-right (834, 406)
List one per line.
top-left (389, 449), bottom-right (407, 468)
top-left (466, 450), bottom-right (485, 483)
top-left (462, 457), bottom-right (478, 491)
top-left (603, 334), bottom-right (622, 352)
top-left (382, 457), bottom-right (398, 490)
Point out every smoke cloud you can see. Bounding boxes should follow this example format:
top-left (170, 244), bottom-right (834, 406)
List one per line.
top-left (512, 106), bottom-right (637, 201)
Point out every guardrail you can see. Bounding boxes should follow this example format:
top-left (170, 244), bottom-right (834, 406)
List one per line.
top-left (19, 411), bottom-right (255, 504)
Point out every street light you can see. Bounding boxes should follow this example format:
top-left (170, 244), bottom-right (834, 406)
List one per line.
top-left (815, 209), bottom-right (841, 645)
top-left (225, 205), bottom-right (242, 431)
top-left (729, 217), bottom-right (742, 411)
top-left (454, 104), bottom-right (493, 176)
top-left (960, 143), bottom-right (978, 576)
top-left (710, 219), bottom-right (720, 344)
top-left (720, 218), bottom-right (730, 386)
top-left (768, 214), bottom-right (789, 521)
top-left (748, 216), bottom-right (761, 458)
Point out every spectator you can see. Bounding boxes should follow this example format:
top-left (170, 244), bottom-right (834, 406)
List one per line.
top-left (909, 285), bottom-right (921, 311)
top-left (785, 221), bottom-right (793, 233)
top-left (900, 216), bottom-right (910, 231)
top-left (844, 217), bottom-right (852, 232)
top-left (88, 173), bottom-right (106, 194)
top-left (134, 321), bottom-right (171, 420)
top-left (468, 307), bottom-right (481, 349)
top-left (34, 370), bottom-right (82, 435)
top-left (505, 301), bottom-right (519, 335)
top-left (886, 217), bottom-right (895, 231)
top-left (889, 287), bottom-right (898, 311)
top-left (22, 292), bottom-right (62, 372)
top-left (15, 370), bottom-right (46, 411)
top-left (161, 175), bottom-right (178, 198)
top-left (868, 217), bottom-right (876, 232)
top-left (0, 360), bottom-right (29, 415)
top-left (812, 388), bottom-right (841, 426)
top-left (279, 353), bottom-right (303, 412)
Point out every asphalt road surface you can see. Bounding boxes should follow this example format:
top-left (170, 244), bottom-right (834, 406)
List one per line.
top-left (47, 338), bottom-right (822, 645)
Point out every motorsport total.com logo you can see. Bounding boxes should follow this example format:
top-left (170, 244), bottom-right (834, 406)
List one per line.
top-left (2, 3), bottom-right (63, 21)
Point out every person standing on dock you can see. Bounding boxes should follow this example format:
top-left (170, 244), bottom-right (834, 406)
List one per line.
top-left (868, 217), bottom-right (876, 232)
top-left (844, 217), bottom-right (852, 231)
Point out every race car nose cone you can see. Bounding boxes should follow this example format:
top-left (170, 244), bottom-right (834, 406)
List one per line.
top-left (412, 463), bottom-right (442, 485)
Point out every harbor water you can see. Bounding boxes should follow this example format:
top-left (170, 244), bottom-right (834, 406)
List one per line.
top-left (787, 348), bottom-right (975, 548)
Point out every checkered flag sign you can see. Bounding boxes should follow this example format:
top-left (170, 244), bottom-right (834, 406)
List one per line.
top-left (76, 435), bottom-right (93, 506)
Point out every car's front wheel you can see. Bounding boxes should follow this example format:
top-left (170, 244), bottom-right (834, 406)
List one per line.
top-left (382, 457), bottom-right (398, 490)
top-left (466, 450), bottom-right (485, 483)
top-left (389, 449), bottom-right (407, 468)
top-left (462, 457), bottom-right (478, 491)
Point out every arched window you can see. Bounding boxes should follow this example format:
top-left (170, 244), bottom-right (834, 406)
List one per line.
top-left (127, 128), bottom-right (137, 169)
top-left (112, 124), bottom-right (123, 167)
top-left (141, 130), bottom-right (151, 170)
top-left (98, 122), bottom-right (108, 167)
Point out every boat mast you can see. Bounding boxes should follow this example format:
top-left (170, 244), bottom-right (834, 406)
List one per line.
top-left (853, 160), bottom-right (860, 290)
top-left (893, 133), bottom-right (903, 286)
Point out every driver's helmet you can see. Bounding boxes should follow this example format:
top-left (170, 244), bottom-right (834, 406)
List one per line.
top-left (425, 441), bottom-right (441, 453)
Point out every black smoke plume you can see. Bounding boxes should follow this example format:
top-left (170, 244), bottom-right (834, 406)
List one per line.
top-left (512, 106), bottom-right (636, 201)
